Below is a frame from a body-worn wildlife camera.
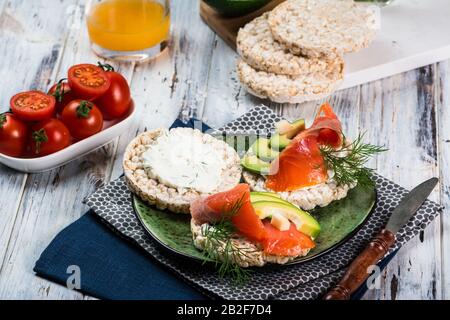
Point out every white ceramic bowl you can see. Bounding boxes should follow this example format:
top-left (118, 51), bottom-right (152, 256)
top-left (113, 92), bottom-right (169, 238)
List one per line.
top-left (0, 102), bottom-right (136, 173)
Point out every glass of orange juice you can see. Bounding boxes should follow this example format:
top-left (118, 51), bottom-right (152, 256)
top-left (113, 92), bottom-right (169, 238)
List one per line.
top-left (86, 0), bottom-right (170, 62)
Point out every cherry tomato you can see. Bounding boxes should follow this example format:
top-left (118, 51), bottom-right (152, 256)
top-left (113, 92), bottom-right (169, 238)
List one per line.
top-left (68, 64), bottom-right (110, 100)
top-left (30, 119), bottom-right (71, 157)
top-left (0, 113), bottom-right (28, 157)
top-left (95, 63), bottom-right (131, 120)
top-left (10, 91), bottom-right (56, 121)
top-left (61, 100), bottom-right (103, 140)
top-left (48, 79), bottom-right (77, 114)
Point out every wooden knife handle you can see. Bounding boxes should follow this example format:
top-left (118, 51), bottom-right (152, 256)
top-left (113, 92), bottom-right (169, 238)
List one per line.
top-left (323, 229), bottom-right (396, 300)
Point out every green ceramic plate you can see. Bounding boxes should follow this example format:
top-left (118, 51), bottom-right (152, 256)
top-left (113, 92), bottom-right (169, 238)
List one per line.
top-left (132, 184), bottom-right (376, 266)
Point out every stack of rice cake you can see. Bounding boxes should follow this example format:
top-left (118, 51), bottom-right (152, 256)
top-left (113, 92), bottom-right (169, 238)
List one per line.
top-left (236, 0), bottom-right (376, 103)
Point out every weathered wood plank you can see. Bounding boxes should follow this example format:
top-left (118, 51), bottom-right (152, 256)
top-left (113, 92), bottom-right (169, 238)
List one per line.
top-left (0, 0), bottom-right (447, 300)
top-left (0, 0), bottom-right (217, 299)
top-left (358, 67), bottom-right (441, 300)
top-left (436, 60), bottom-right (450, 300)
top-left (200, 38), bottom-right (264, 129)
top-left (0, 168), bottom-right (26, 269)
top-left (0, 0), bottom-right (85, 299)
top-left (0, 0), bottom-right (112, 300)
top-left (0, 0), bottom-right (69, 265)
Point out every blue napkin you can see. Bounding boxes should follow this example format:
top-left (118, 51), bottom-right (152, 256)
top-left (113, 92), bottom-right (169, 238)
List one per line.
top-left (34, 211), bottom-right (205, 300)
top-left (34, 118), bottom-right (396, 300)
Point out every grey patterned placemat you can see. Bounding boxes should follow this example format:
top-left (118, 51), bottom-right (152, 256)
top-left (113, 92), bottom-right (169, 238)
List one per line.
top-left (85, 106), bottom-right (442, 300)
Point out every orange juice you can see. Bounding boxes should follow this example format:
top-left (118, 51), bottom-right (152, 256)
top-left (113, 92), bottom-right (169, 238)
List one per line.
top-left (87, 0), bottom-right (170, 52)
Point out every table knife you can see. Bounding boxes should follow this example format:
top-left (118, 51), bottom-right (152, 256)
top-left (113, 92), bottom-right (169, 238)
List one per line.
top-left (323, 177), bottom-right (439, 300)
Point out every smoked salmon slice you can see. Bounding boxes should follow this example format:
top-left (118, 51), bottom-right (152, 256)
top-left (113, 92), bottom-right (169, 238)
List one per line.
top-left (307, 102), bottom-right (343, 148)
top-left (190, 184), bottom-right (315, 256)
top-left (190, 184), bottom-right (266, 241)
top-left (266, 103), bottom-right (343, 192)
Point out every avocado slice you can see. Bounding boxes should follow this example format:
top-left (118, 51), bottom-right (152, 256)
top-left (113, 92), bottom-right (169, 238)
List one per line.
top-left (269, 134), bottom-right (292, 152)
top-left (250, 192), bottom-right (286, 204)
top-left (251, 138), bottom-right (279, 161)
top-left (250, 191), bottom-right (281, 199)
top-left (251, 193), bottom-right (307, 212)
top-left (241, 154), bottom-right (270, 175)
top-left (250, 192), bottom-right (308, 211)
top-left (252, 201), bottom-right (321, 238)
top-left (275, 118), bottom-right (306, 139)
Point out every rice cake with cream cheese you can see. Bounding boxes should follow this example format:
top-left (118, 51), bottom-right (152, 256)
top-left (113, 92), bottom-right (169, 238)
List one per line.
top-left (123, 128), bottom-right (242, 214)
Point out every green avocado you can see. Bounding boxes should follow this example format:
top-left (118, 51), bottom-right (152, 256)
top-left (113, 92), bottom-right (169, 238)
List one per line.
top-left (269, 134), bottom-right (291, 152)
top-left (293, 118), bottom-right (306, 133)
top-left (250, 191), bottom-right (281, 199)
top-left (275, 118), bottom-right (306, 138)
top-left (250, 192), bottom-right (286, 204)
top-left (250, 193), bottom-right (306, 211)
top-left (252, 201), bottom-right (321, 238)
top-left (241, 154), bottom-right (270, 175)
top-left (251, 138), bottom-right (279, 161)
top-left (203, 0), bottom-right (271, 17)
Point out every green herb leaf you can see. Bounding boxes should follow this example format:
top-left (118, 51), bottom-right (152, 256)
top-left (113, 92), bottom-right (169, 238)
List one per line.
top-left (200, 194), bottom-right (253, 285)
top-left (320, 132), bottom-right (387, 188)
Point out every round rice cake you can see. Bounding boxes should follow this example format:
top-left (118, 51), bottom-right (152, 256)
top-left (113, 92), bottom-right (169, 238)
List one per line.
top-left (237, 13), bottom-right (342, 76)
top-left (237, 58), bottom-right (343, 104)
top-left (123, 128), bottom-right (242, 214)
top-left (242, 171), bottom-right (355, 210)
top-left (191, 219), bottom-right (310, 267)
top-left (268, 0), bottom-right (377, 58)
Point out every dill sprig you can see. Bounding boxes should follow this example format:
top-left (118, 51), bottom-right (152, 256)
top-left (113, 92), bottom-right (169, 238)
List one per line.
top-left (320, 132), bottom-right (387, 188)
top-left (201, 195), bottom-right (254, 285)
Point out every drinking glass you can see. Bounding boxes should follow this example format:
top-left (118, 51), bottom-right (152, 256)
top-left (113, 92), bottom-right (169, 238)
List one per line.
top-left (86, 0), bottom-right (170, 62)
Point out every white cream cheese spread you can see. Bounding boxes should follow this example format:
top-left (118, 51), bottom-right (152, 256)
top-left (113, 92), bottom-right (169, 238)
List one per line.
top-left (142, 129), bottom-right (226, 193)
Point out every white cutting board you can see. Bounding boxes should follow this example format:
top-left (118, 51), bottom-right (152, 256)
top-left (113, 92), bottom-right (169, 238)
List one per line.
top-left (342, 0), bottom-right (450, 89)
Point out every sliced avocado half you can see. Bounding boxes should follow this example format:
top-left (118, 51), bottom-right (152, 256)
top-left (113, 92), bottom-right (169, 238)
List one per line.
top-left (251, 138), bottom-right (279, 161)
top-left (252, 201), bottom-right (321, 238)
top-left (250, 191), bottom-right (281, 199)
top-left (275, 118), bottom-right (306, 139)
top-left (250, 192), bottom-right (287, 205)
top-left (269, 134), bottom-right (291, 152)
top-left (241, 154), bottom-right (270, 175)
top-left (250, 192), bottom-right (309, 211)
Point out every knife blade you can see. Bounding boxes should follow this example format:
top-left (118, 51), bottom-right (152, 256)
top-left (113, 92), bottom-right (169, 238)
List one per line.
top-left (385, 177), bottom-right (439, 234)
top-left (323, 177), bottom-right (438, 300)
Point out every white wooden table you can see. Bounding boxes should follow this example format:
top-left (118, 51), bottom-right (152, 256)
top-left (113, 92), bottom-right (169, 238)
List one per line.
top-left (0, 0), bottom-right (448, 300)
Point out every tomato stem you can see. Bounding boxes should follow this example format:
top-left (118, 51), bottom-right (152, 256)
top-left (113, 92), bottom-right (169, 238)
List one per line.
top-left (0, 113), bottom-right (6, 128)
top-left (76, 101), bottom-right (93, 118)
top-left (52, 78), bottom-right (68, 103)
top-left (97, 61), bottom-right (115, 72)
top-left (32, 128), bottom-right (48, 154)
